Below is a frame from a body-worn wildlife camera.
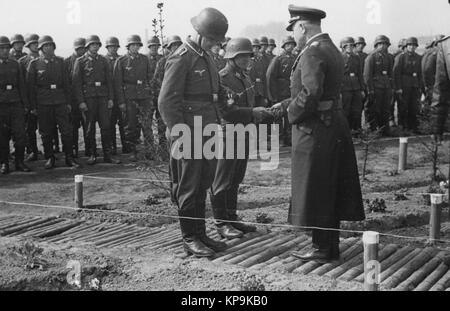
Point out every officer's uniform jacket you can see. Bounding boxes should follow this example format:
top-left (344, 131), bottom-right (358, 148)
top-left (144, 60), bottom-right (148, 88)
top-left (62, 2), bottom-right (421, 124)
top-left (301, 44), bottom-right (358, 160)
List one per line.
top-left (27, 55), bottom-right (71, 109)
top-left (431, 36), bottom-right (450, 134)
top-left (341, 51), bottom-right (364, 92)
top-left (393, 51), bottom-right (423, 90)
top-left (0, 57), bottom-right (28, 107)
top-left (72, 52), bottom-right (114, 104)
top-left (266, 51), bottom-right (295, 102)
top-left (364, 50), bottom-right (394, 92)
top-left (113, 52), bottom-right (153, 105)
top-left (158, 37), bottom-right (227, 131)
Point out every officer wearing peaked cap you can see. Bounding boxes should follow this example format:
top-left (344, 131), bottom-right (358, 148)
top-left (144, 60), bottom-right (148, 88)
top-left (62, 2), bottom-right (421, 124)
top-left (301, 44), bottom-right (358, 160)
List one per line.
top-left (65, 37), bottom-right (89, 159)
top-left (10, 34), bottom-right (27, 60)
top-left (270, 5), bottom-right (364, 263)
top-left (19, 34), bottom-right (41, 162)
top-left (159, 7), bottom-right (249, 258)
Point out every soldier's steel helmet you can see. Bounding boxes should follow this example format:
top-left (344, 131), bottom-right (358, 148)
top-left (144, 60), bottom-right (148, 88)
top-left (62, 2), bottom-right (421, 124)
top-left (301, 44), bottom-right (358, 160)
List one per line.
top-left (73, 38), bottom-right (86, 50)
top-left (398, 38), bottom-right (406, 48)
top-left (405, 37), bottom-right (418, 47)
top-left (268, 38), bottom-right (277, 47)
top-left (224, 37), bottom-right (254, 59)
top-left (38, 35), bottom-right (56, 50)
top-left (191, 7), bottom-right (228, 42)
top-left (105, 37), bottom-right (120, 48)
top-left (0, 36), bottom-right (11, 48)
top-left (281, 36), bottom-right (296, 48)
top-left (340, 37), bottom-right (355, 48)
top-left (147, 36), bottom-right (161, 47)
top-left (166, 35), bottom-right (182, 49)
top-left (260, 36), bottom-right (269, 46)
top-left (251, 38), bottom-right (261, 47)
top-left (24, 34), bottom-right (39, 48)
top-left (126, 35), bottom-right (143, 48)
top-left (355, 37), bottom-right (366, 46)
top-left (374, 35), bottom-right (391, 47)
top-left (10, 34), bottom-right (25, 45)
top-left (86, 35), bottom-right (102, 48)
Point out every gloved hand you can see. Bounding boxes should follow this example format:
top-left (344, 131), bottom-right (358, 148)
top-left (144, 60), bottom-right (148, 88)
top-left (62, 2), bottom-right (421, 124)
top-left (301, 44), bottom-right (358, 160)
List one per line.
top-left (79, 102), bottom-right (88, 112)
top-left (252, 107), bottom-right (272, 124)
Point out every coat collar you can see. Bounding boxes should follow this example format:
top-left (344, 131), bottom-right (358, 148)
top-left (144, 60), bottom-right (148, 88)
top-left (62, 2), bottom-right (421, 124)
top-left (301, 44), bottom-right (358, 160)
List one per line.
top-left (185, 36), bottom-right (205, 57)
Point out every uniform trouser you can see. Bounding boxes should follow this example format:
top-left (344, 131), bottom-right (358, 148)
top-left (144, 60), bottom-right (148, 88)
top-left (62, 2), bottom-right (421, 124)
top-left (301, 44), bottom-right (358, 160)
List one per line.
top-left (398, 87), bottom-right (420, 130)
top-left (85, 97), bottom-right (112, 157)
top-left (71, 108), bottom-right (95, 156)
top-left (342, 90), bottom-right (363, 130)
top-left (25, 113), bottom-right (39, 154)
top-left (110, 105), bottom-right (125, 152)
top-left (211, 156), bottom-right (248, 225)
top-left (53, 126), bottom-right (60, 150)
top-left (37, 104), bottom-right (73, 159)
top-left (135, 99), bottom-right (154, 150)
top-left (0, 103), bottom-right (26, 163)
top-left (367, 88), bottom-right (391, 133)
top-left (170, 136), bottom-right (217, 239)
top-left (155, 108), bottom-right (167, 146)
top-left (312, 220), bottom-right (340, 255)
top-left (123, 99), bottom-right (150, 152)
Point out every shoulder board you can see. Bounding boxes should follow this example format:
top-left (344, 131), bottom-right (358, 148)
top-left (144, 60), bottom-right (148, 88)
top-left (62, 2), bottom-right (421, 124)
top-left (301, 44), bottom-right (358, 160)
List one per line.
top-left (178, 47), bottom-right (188, 56)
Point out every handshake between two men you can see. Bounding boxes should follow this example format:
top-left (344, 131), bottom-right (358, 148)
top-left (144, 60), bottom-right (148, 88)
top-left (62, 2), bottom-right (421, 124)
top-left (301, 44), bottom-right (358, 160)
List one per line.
top-left (251, 102), bottom-right (286, 124)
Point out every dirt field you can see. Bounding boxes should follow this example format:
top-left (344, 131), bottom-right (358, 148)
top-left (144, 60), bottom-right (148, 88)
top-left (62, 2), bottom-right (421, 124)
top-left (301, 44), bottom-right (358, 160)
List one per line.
top-left (1, 133), bottom-right (450, 291)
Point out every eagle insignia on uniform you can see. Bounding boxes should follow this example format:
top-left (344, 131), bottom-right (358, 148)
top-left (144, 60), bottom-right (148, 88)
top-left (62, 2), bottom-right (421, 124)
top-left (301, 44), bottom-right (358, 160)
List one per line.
top-left (194, 69), bottom-right (206, 77)
top-left (37, 70), bottom-right (45, 75)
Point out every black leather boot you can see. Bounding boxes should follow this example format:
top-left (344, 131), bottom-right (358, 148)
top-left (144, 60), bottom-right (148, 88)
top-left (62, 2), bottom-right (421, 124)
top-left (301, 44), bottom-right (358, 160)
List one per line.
top-left (86, 155), bottom-right (97, 165)
top-left (291, 248), bottom-right (334, 263)
top-left (66, 156), bottom-right (81, 169)
top-left (104, 153), bottom-right (121, 164)
top-left (44, 156), bottom-right (56, 169)
top-left (217, 224), bottom-right (244, 240)
top-left (196, 222), bottom-right (227, 252)
top-left (183, 237), bottom-right (215, 258)
top-left (25, 152), bottom-right (38, 162)
top-left (16, 159), bottom-right (31, 172)
top-left (230, 221), bottom-right (257, 234)
top-left (1, 163), bottom-right (10, 175)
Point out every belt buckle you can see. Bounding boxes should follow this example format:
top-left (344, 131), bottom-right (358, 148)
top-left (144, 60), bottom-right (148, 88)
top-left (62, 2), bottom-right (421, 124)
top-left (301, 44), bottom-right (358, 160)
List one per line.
top-left (256, 78), bottom-right (261, 83)
top-left (212, 93), bottom-right (218, 102)
top-left (95, 82), bottom-right (101, 87)
top-left (137, 80), bottom-right (142, 85)
top-left (412, 73), bottom-right (417, 77)
top-left (6, 85), bottom-right (12, 90)
top-left (350, 73), bottom-right (355, 77)
top-left (382, 71), bottom-right (387, 75)
top-left (50, 84), bottom-right (57, 90)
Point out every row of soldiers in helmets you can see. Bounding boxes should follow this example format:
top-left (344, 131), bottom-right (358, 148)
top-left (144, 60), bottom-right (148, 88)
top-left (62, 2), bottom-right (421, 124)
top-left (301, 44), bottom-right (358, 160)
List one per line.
top-left (0, 33), bottom-right (184, 175)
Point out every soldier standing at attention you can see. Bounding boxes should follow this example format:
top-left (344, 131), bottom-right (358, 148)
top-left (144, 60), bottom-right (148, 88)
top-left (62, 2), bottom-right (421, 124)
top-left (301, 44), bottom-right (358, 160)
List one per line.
top-left (340, 37), bottom-right (365, 131)
top-left (104, 36), bottom-right (125, 156)
top-left (152, 35), bottom-right (183, 155)
top-left (159, 8), bottom-right (235, 257)
top-left (266, 36), bottom-right (296, 146)
top-left (248, 39), bottom-right (268, 107)
top-left (19, 34), bottom-right (41, 162)
top-left (364, 35), bottom-right (394, 136)
top-left (73, 35), bottom-right (121, 165)
top-left (390, 38), bottom-right (406, 127)
top-left (0, 36), bottom-right (31, 174)
top-left (423, 35), bottom-right (445, 108)
top-left (354, 37), bottom-right (368, 64)
top-left (266, 38), bottom-right (277, 61)
top-left (259, 36), bottom-right (272, 77)
top-left (270, 6), bottom-right (364, 263)
top-left (65, 38), bottom-right (89, 158)
top-left (393, 37), bottom-right (424, 133)
top-left (27, 36), bottom-right (80, 169)
top-left (431, 35), bottom-right (450, 146)
top-left (113, 35), bottom-right (153, 161)
top-left (210, 37), bottom-right (271, 239)
top-left (9, 34), bottom-right (27, 60)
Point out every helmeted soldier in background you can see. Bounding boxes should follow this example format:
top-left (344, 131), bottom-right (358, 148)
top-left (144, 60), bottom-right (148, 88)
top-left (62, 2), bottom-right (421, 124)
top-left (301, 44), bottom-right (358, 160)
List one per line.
top-left (248, 39), bottom-right (268, 107)
top-left (431, 35), bottom-right (450, 146)
top-left (354, 37), bottom-right (368, 65)
top-left (147, 36), bottom-right (162, 77)
top-left (210, 41), bottom-right (226, 71)
top-left (340, 37), bottom-right (365, 131)
top-left (0, 36), bottom-right (31, 174)
top-left (159, 8), bottom-right (243, 257)
top-left (364, 35), bottom-right (394, 136)
top-left (65, 38), bottom-right (89, 158)
top-left (393, 39), bottom-right (407, 59)
top-left (390, 38), bottom-right (407, 127)
top-left (19, 34), bottom-right (41, 162)
top-left (259, 36), bottom-right (272, 92)
top-left (151, 35), bottom-right (183, 155)
top-left (9, 34), bottom-right (27, 60)
top-left (221, 36), bottom-right (231, 54)
top-left (27, 36), bottom-right (80, 169)
top-left (104, 36), bottom-right (125, 156)
top-left (266, 38), bottom-right (277, 60)
top-left (211, 37), bottom-right (270, 239)
top-left (422, 35), bottom-right (445, 108)
top-left (393, 37), bottom-right (423, 132)
top-left (266, 36), bottom-right (296, 146)
top-left (113, 35), bottom-right (154, 161)
top-left (73, 35), bottom-right (120, 165)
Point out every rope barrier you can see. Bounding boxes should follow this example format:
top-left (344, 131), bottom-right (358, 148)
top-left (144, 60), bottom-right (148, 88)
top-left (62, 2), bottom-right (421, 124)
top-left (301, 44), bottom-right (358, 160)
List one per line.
top-left (1, 199), bottom-right (450, 245)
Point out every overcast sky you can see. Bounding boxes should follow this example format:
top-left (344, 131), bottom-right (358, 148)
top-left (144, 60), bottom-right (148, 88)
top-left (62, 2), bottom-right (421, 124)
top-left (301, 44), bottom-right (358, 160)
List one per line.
top-left (0, 0), bottom-right (448, 56)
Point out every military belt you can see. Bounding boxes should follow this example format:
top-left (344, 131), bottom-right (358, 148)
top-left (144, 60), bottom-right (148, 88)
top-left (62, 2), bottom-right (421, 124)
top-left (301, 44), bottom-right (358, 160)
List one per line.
top-left (125, 80), bottom-right (147, 86)
top-left (84, 81), bottom-right (105, 87)
top-left (38, 84), bottom-right (63, 90)
top-left (184, 93), bottom-right (218, 103)
top-left (349, 73), bottom-right (356, 77)
top-left (0, 84), bottom-right (16, 91)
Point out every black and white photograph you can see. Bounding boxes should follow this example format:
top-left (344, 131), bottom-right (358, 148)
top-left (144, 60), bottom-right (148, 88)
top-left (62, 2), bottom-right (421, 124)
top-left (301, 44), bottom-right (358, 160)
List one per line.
top-left (0, 0), bottom-right (449, 297)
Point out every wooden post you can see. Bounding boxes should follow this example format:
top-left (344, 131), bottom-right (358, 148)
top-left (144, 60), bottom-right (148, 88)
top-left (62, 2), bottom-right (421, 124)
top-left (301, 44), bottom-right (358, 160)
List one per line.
top-left (75, 175), bottom-right (83, 209)
top-left (363, 231), bottom-right (380, 291)
top-left (398, 137), bottom-right (408, 171)
top-left (429, 194), bottom-right (443, 245)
